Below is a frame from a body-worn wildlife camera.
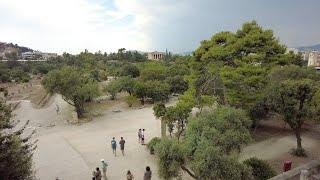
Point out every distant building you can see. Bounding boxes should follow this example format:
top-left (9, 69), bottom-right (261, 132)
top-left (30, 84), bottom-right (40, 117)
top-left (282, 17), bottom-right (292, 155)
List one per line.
top-left (22, 51), bottom-right (57, 60)
top-left (302, 51), bottom-right (311, 61)
top-left (147, 51), bottom-right (165, 60)
top-left (307, 51), bottom-right (320, 70)
top-left (42, 52), bottom-right (58, 60)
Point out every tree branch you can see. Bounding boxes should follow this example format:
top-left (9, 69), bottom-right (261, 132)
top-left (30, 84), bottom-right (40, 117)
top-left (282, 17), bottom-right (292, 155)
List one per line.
top-left (62, 96), bottom-right (75, 106)
top-left (181, 165), bottom-right (197, 179)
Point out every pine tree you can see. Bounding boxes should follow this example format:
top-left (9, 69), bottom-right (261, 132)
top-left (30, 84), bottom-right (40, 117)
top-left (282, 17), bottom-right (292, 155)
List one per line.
top-left (0, 101), bottom-right (36, 180)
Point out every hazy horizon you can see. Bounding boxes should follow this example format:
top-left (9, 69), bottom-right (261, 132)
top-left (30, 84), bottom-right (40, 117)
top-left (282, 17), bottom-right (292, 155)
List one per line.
top-left (1, 0), bottom-right (320, 54)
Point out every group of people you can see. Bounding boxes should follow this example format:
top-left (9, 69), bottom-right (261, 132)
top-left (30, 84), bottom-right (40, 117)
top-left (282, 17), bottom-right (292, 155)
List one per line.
top-left (111, 136), bottom-right (126, 156)
top-left (138, 129), bottom-right (146, 145)
top-left (92, 165), bottom-right (152, 180)
top-left (92, 129), bottom-right (151, 179)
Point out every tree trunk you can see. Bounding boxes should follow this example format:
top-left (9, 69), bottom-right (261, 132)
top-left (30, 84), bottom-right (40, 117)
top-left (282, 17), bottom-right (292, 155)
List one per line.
top-left (295, 128), bottom-right (303, 152)
top-left (161, 119), bottom-right (166, 137)
top-left (74, 101), bottom-right (85, 119)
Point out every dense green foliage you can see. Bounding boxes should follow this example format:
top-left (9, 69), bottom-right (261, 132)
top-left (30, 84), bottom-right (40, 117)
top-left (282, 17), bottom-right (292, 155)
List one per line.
top-left (147, 137), bottom-right (161, 153)
top-left (243, 157), bottom-right (276, 180)
top-left (193, 21), bottom-right (304, 114)
top-left (151, 21), bottom-right (316, 179)
top-left (155, 138), bottom-right (185, 179)
top-left (0, 102), bottom-right (36, 180)
top-left (119, 64), bottom-right (140, 78)
top-left (154, 107), bottom-right (253, 180)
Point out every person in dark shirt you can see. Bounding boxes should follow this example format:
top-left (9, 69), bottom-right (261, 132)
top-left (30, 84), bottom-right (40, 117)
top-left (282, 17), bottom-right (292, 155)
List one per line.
top-left (111, 137), bottom-right (117, 156)
top-left (144, 166), bottom-right (152, 180)
top-left (119, 137), bottom-right (126, 156)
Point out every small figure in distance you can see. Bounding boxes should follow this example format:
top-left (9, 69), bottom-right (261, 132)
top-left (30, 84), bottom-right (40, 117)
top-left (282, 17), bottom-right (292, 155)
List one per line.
top-left (111, 137), bottom-right (117, 156)
top-left (93, 167), bottom-right (102, 180)
top-left (138, 129), bottom-right (142, 143)
top-left (144, 166), bottom-right (152, 180)
top-left (141, 129), bottom-right (145, 145)
top-left (101, 159), bottom-right (108, 179)
top-left (126, 170), bottom-right (134, 180)
top-left (119, 137), bottom-right (126, 156)
top-left (55, 103), bottom-right (60, 114)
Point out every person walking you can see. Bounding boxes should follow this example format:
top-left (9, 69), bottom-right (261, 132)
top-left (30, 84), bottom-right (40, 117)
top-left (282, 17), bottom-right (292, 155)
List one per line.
top-left (126, 170), bottom-right (134, 180)
top-left (55, 103), bottom-right (60, 114)
top-left (138, 129), bottom-right (142, 143)
top-left (93, 167), bottom-right (102, 180)
top-left (119, 137), bottom-right (126, 156)
top-left (144, 166), bottom-right (152, 180)
top-left (111, 137), bottom-right (117, 156)
top-left (101, 159), bottom-right (108, 179)
top-left (141, 129), bottom-right (145, 145)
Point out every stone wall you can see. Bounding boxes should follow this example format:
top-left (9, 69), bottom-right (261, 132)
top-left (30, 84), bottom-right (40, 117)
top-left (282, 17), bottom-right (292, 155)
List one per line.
top-left (269, 160), bottom-right (320, 180)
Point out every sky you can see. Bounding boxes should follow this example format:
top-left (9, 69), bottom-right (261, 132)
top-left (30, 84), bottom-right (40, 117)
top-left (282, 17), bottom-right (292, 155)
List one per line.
top-left (0, 0), bottom-right (320, 54)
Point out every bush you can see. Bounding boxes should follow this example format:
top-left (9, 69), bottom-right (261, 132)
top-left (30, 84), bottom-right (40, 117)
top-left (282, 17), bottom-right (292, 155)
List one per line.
top-left (147, 137), bottom-right (161, 154)
top-left (105, 80), bottom-right (122, 100)
top-left (120, 64), bottom-right (140, 77)
top-left (166, 76), bottom-right (188, 94)
top-left (154, 138), bottom-right (184, 179)
top-left (243, 157), bottom-right (276, 180)
top-left (124, 95), bottom-right (138, 107)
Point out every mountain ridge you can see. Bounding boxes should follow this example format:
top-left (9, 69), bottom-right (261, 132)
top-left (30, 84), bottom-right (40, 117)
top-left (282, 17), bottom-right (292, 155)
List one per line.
top-left (296, 43), bottom-right (320, 51)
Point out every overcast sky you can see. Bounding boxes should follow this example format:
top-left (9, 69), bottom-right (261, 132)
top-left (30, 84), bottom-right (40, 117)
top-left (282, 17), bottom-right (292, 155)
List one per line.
top-left (0, 0), bottom-right (319, 54)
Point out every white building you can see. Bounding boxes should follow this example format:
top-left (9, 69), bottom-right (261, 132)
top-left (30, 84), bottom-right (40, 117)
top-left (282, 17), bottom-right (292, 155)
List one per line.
top-left (307, 51), bottom-right (320, 69)
top-left (22, 51), bottom-right (57, 60)
top-left (147, 51), bottom-right (165, 60)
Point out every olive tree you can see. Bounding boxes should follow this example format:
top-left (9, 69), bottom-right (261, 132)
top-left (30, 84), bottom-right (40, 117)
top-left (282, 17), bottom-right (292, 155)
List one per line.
top-left (42, 66), bottom-right (99, 118)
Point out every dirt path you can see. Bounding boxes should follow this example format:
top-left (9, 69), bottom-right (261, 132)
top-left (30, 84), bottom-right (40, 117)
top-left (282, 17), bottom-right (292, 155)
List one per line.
top-left (240, 135), bottom-right (320, 161)
top-left (13, 95), bottom-right (165, 180)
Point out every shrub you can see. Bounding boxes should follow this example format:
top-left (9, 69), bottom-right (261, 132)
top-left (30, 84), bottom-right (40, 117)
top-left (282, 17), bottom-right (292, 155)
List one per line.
top-left (124, 95), bottom-right (138, 107)
top-left (147, 137), bottom-right (161, 154)
top-left (243, 157), bottom-right (276, 180)
top-left (154, 138), bottom-right (184, 179)
top-left (120, 64), bottom-right (140, 77)
top-left (105, 80), bottom-right (121, 100)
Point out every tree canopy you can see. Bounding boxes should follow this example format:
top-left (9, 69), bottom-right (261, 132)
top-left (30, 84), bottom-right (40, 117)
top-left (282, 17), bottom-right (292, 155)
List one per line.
top-left (42, 66), bottom-right (99, 118)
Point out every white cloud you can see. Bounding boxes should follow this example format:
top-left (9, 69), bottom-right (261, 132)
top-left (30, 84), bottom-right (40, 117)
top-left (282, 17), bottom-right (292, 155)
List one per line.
top-left (0, 0), bottom-right (151, 54)
top-left (2, 0), bottom-right (318, 54)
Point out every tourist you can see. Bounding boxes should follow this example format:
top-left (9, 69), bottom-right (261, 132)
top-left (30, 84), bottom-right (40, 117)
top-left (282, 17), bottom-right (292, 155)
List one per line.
top-left (93, 167), bottom-right (102, 180)
top-left (138, 129), bottom-right (142, 143)
top-left (55, 103), bottom-right (60, 114)
top-left (144, 166), bottom-right (152, 180)
top-left (141, 129), bottom-right (145, 145)
top-left (126, 170), bottom-right (134, 180)
top-left (111, 137), bottom-right (117, 156)
top-left (101, 159), bottom-right (108, 179)
top-left (119, 137), bottom-right (126, 156)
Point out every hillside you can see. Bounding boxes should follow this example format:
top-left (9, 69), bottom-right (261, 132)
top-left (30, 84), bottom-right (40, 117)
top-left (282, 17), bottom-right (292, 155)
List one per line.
top-left (296, 43), bottom-right (320, 51)
top-left (0, 42), bottom-right (33, 55)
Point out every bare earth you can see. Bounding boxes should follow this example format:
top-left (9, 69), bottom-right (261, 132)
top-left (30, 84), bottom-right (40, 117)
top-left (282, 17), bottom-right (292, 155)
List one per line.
top-left (14, 95), bottom-right (163, 180)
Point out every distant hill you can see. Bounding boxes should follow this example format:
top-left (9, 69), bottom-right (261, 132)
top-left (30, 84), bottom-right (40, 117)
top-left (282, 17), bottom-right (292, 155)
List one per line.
top-left (296, 44), bottom-right (320, 51)
top-left (0, 42), bottom-right (33, 55)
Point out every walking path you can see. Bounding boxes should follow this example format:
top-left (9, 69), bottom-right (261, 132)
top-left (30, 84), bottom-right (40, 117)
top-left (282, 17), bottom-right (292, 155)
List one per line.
top-left (13, 95), bottom-right (162, 180)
